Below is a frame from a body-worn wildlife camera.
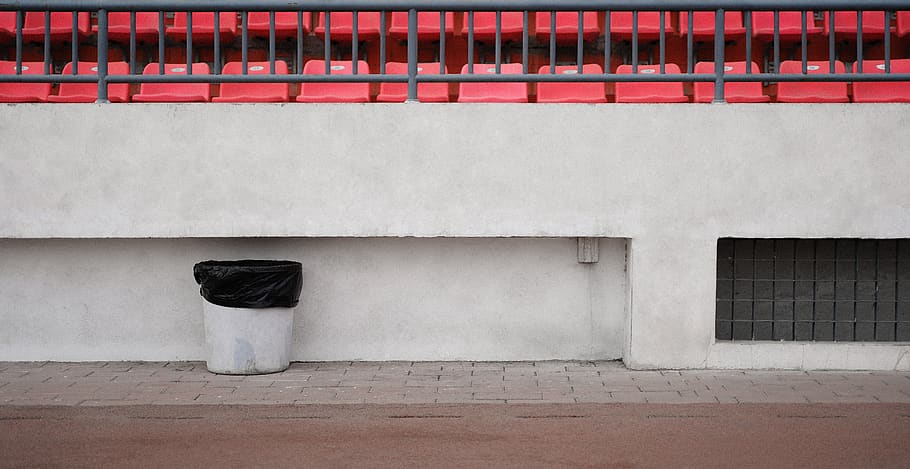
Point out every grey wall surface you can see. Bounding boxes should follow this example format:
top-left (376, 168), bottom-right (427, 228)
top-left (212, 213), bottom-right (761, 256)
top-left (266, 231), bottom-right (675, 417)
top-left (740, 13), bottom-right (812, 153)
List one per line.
top-left (3, 104), bottom-right (906, 239)
top-left (0, 238), bottom-right (626, 361)
top-left (1, 104), bottom-right (908, 368)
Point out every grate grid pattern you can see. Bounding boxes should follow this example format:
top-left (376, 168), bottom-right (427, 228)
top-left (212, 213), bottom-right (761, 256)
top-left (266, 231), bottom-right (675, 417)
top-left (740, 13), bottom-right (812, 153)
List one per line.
top-left (716, 239), bottom-right (910, 342)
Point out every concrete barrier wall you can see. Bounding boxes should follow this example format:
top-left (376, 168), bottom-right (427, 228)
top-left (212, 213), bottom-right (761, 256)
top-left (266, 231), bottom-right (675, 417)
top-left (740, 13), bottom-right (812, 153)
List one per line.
top-left (1, 104), bottom-right (908, 368)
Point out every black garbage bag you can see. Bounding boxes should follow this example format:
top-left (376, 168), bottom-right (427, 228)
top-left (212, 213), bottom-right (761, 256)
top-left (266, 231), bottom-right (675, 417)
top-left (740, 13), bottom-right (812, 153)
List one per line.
top-left (193, 260), bottom-right (303, 308)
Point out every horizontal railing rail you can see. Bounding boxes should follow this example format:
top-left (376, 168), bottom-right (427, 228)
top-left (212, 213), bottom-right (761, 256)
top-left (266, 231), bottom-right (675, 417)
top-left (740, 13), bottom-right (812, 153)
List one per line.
top-left (1, 1), bottom-right (909, 103)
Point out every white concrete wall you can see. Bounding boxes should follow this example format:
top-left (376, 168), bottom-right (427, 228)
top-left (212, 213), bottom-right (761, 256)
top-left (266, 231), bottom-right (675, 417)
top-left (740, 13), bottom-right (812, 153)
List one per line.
top-left (0, 238), bottom-right (626, 362)
top-left (1, 104), bottom-right (909, 369)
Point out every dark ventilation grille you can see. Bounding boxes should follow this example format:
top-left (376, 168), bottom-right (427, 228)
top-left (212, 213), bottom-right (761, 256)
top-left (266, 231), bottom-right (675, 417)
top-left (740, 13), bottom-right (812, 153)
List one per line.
top-left (716, 239), bottom-right (910, 342)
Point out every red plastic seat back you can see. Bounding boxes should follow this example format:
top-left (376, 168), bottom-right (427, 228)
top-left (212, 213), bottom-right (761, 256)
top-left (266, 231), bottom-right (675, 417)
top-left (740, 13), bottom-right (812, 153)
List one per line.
top-left (899, 12), bottom-right (910, 37)
top-left (47, 61), bottom-right (131, 102)
top-left (215, 61), bottom-right (289, 102)
top-left (852, 59), bottom-right (910, 103)
top-left (536, 64), bottom-right (606, 103)
top-left (534, 11), bottom-right (600, 43)
top-left (247, 12), bottom-right (312, 38)
top-left (678, 11), bottom-right (746, 40)
top-left (693, 61), bottom-right (769, 103)
top-left (460, 12), bottom-right (525, 41)
top-left (104, 12), bottom-right (160, 41)
top-left (377, 62), bottom-right (450, 103)
top-left (0, 60), bottom-right (52, 102)
top-left (776, 60), bottom-right (848, 103)
top-left (314, 12), bottom-right (382, 42)
top-left (615, 63), bottom-right (688, 103)
top-left (751, 11), bottom-right (823, 40)
top-left (298, 60), bottom-right (371, 103)
top-left (389, 12), bottom-right (454, 40)
top-left (168, 12), bottom-right (238, 41)
top-left (457, 63), bottom-right (528, 103)
top-left (824, 11), bottom-right (889, 38)
top-left (608, 12), bottom-right (674, 40)
top-left (0, 12), bottom-right (16, 37)
top-left (21, 12), bottom-right (90, 41)
top-left (134, 63), bottom-right (211, 102)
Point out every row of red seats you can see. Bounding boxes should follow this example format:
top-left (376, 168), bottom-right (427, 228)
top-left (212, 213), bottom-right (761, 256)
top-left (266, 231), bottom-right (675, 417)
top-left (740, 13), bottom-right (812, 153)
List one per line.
top-left (3, 58), bottom-right (908, 103)
top-left (2, 11), bottom-right (910, 44)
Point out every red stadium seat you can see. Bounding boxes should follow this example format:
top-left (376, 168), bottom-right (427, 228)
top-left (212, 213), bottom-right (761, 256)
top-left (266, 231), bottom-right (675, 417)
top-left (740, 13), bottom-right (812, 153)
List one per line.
top-left (377, 62), bottom-right (449, 102)
top-left (614, 63), bottom-right (688, 103)
top-left (536, 64), bottom-right (606, 103)
top-left (693, 61), bottom-right (769, 103)
top-left (314, 12), bottom-right (382, 42)
top-left (0, 60), bottom-right (51, 102)
top-left (534, 11), bottom-right (600, 44)
top-left (47, 61), bottom-right (130, 103)
top-left (460, 12), bottom-right (524, 42)
top-left (457, 63), bottom-right (528, 103)
top-left (247, 12), bottom-right (311, 40)
top-left (899, 12), bottom-right (910, 37)
top-left (775, 60), bottom-right (848, 103)
top-left (213, 61), bottom-right (290, 103)
top-left (20, 12), bottom-right (90, 42)
top-left (824, 11), bottom-right (890, 40)
top-left (852, 59), bottom-right (910, 103)
top-left (297, 60), bottom-right (371, 103)
top-left (608, 11), bottom-right (674, 41)
top-left (95, 12), bottom-right (160, 43)
top-left (0, 12), bottom-right (16, 39)
top-left (678, 11), bottom-right (746, 41)
top-left (389, 12), bottom-right (454, 41)
top-left (132, 63), bottom-right (211, 102)
top-left (751, 11), bottom-right (823, 41)
top-left (167, 12), bottom-right (238, 43)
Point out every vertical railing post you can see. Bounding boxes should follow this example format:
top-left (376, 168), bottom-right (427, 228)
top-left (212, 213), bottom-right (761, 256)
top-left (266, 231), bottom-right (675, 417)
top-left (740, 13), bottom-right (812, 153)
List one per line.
top-left (214, 11), bottom-right (221, 74)
top-left (129, 12), bottom-right (136, 74)
top-left (241, 11), bottom-right (248, 74)
top-left (44, 11), bottom-right (51, 74)
top-left (14, 11), bottom-right (22, 76)
top-left (72, 11), bottom-right (79, 73)
top-left (713, 9), bottom-right (726, 103)
top-left (406, 8), bottom-right (418, 102)
top-left (158, 11), bottom-right (165, 75)
top-left (96, 9), bottom-right (110, 103)
top-left (186, 12), bottom-right (193, 74)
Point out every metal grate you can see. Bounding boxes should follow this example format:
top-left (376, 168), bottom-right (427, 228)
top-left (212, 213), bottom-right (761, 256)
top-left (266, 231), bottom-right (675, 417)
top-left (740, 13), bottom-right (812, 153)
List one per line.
top-left (716, 239), bottom-right (910, 342)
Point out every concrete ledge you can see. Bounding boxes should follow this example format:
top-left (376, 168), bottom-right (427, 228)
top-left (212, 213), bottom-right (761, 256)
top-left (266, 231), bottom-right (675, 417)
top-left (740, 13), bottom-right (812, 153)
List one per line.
top-left (707, 342), bottom-right (910, 371)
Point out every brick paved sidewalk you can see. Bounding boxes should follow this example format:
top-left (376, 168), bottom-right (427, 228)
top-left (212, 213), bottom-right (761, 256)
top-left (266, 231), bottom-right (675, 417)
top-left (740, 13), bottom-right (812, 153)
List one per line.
top-left (1, 361), bottom-right (909, 406)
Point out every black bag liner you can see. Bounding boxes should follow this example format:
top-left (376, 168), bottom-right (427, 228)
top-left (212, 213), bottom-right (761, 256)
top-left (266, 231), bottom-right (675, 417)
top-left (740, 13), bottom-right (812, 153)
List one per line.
top-left (193, 260), bottom-right (303, 308)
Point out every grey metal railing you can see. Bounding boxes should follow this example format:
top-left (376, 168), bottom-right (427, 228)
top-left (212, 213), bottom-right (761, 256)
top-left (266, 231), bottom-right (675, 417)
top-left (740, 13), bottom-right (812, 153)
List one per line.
top-left (1, 1), bottom-right (910, 103)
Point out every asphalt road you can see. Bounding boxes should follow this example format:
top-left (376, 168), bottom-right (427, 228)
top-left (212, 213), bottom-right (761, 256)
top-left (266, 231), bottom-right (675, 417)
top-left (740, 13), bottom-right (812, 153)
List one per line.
top-left (2, 404), bottom-right (909, 468)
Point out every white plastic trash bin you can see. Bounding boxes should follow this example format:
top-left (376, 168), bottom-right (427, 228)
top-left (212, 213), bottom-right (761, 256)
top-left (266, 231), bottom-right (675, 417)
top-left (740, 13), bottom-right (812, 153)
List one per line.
top-left (193, 260), bottom-right (303, 375)
top-left (203, 301), bottom-right (295, 375)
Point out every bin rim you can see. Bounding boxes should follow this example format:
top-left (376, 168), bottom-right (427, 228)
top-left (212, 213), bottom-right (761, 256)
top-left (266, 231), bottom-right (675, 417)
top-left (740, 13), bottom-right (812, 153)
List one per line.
top-left (195, 260), bottom-right (301, 272)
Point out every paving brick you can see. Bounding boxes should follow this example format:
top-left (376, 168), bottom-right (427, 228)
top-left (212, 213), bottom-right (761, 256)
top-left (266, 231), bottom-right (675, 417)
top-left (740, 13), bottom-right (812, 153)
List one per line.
top-left (432, 395), bottom-right (476, 404)
top-left (642, 391), bottom-right (689, 403)
top-left (476, 391), bottom-right (542, 401)
top-left (80, 399), bottom-right (145, 407)
top-left (535, 393), bottom-right (577, 403)
top-left (314, 363), bottom-right (352, 371)
top-left (870, 391), bottom-right (910, 403)
top-left (7, 396), bottom-right (86, 406)
top-left (299, 379), bottom-right (342, 388)
top-left (679, 390), bottom-right (721, 404)
top-left (636, 382), bottom-right (678, 392)
top-left (571, 393), bottom-right (614, 403)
